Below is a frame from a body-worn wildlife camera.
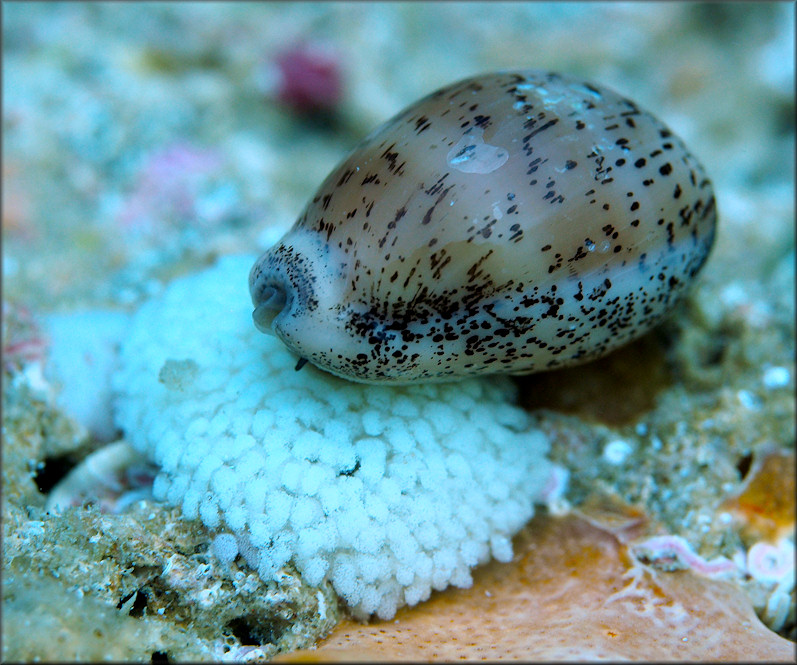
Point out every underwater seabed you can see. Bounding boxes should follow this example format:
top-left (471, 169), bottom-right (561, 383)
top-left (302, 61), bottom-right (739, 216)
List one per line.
top-left (2, 1), bottom-right (795, 661)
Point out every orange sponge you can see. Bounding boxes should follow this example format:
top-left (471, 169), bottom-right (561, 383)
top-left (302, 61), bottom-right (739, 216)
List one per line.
top-left (278, 513), bottom-right (793, 661)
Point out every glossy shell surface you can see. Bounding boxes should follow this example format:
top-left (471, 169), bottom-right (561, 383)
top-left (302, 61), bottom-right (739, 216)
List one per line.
top-left (250, 70), bottom-right (717, 383)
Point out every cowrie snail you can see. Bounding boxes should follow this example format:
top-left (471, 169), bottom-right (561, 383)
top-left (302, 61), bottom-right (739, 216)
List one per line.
top-left (250, 70), bottom-right (716, 383)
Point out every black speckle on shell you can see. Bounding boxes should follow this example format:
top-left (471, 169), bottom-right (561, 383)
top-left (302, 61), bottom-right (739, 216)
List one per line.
top-left (250, 70), bottom-right (717, 384)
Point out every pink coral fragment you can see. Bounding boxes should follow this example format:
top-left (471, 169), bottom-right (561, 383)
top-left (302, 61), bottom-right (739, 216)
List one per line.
top-left (631, 534), bottom-right (737, 577)
top-left (536, 463), bottom-right (569, 513)
top-left (2, 301), bottom-right (48, 373)
top-left (746, 540), bottom-right (795, 585)
top-left (271, 42), bottom-right (343, 114)
top-left (117, 142), bottom-right (222, 234)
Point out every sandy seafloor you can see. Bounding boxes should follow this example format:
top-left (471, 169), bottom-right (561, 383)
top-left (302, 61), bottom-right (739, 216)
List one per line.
top-left (2, 2), bottom-right (795, 661)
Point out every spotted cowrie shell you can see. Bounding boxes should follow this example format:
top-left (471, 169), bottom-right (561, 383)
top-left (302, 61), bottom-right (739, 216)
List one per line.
top-left (250, 70), bottom-right (717, 383)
